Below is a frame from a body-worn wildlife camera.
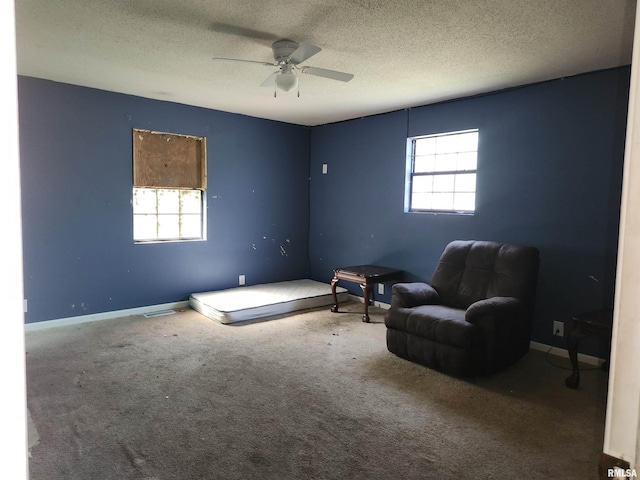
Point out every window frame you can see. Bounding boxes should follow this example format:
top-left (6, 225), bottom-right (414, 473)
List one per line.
top-left (132, 129), bottom-right (207, 243)
top-left (404, 128), bottom-right (478, 215)
top-left (132, 187), bottom-right (206, 243)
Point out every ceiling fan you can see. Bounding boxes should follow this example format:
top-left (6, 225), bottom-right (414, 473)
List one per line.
top-left (212, 39), bottom-right (354, 96)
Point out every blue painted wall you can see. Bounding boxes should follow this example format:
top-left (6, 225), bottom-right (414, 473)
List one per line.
top-left (19, 77), bottom-right (311, 323)
top-left (19, 67), bottom-right (630, 353)
top-left (309, 67), bottom-right (629, 349)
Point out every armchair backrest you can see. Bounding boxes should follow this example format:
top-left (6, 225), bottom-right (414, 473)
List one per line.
top-left (430, 240), bottom-right (539, 310)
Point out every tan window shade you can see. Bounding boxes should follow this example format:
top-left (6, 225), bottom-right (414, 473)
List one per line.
top-left (133, 129), bottom-right (207, 190)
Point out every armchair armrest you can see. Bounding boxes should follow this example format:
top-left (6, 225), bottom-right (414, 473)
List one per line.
top-left (465, 296), bottom-right (521, 323)
top-left (390, 282), bottom-right (440, 308)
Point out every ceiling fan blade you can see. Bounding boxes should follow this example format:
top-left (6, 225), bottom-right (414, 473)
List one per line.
top-left (301, 67), bottom-right (354, 82)
top-left (260, 72), bottom-right (278, 87)
top-left (212, 57), bottom-right (275, 67)
top-left (289, 43), bottom-right (321, 65)
top-left (209, 23), bottom-right (277, 42)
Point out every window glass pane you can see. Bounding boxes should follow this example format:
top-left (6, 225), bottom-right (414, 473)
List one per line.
top-left (451, 131), bottom-right (478, 152)
top-left (180, 190), bottom-right (202, 214)
top-left (414, 154), bottom-right (436, 173)
top-left (453, 193), bottom-right (476, 211)
top-left (432, 192), bottom-right (454, 210)
top-left (158, 214), bottom-right (180, 238)
top-left (133, 188), bottom-right (157, 214)
top-left (454, 173), bottom-right (476, 192)
top-left (180, 214), bottom-right (202, 238)
top-left (133, 214), bottom-right (158, 240)
top-left (414, 137), bottom-right (436, 156)
top-left (411, 192), bottom-right (432, 210)
top-left (434, 153), bottom-right (457, 172)
top-left (157, 189), bottom-right (180, 214)
top-left (433, 174), bottom-right (455, 193)
top-left (412, 175), bottom-right (433, 193)
top-left (435, 135), bottom-right (462, 154)
top-left (456, 152), bottom-right (477, 171)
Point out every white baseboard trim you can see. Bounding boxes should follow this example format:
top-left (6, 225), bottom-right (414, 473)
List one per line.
top-left (24, 301), bottom-right (190, 332)
top-left (348, 294), bottom-right (391, 310)
top-left (529, 340), bottom-right (604, 366)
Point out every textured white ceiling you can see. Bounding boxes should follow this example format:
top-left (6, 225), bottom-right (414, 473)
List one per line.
top-left (14, 0), bottom-right (637, 126)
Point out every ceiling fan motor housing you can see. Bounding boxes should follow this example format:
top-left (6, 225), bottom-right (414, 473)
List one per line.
top-left (272, 39), bottom-right (299, 64)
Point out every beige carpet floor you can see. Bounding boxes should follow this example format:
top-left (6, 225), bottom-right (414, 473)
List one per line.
top-left (25, 301), bottom-right (608, 479)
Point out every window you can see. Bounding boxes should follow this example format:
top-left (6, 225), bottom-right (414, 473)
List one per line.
top-left (132, 129), bottom-right (206, 242)
top-left (405, 129), bottom-right (478, 214)
top-left (133, 188), bottom-right (203, 241)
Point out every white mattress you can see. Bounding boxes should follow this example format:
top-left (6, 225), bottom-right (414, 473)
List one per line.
top-left (189, 279), bottom-right (348, 324)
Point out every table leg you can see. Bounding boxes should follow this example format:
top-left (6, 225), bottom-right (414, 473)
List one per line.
top-left (330, 274), bottom-right (339, 313)
top-left (565, 326), bottom-right (586, 389)
top-left (360, 282), bottom-right (370, 322)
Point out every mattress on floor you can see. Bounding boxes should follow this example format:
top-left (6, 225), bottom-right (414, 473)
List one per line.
top-left (189, 279), bottom-right (348, 324)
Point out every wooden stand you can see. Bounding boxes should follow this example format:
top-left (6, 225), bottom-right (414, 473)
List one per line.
top-left (565, 309), bottom-right (613, 389)
top-left (330, 265), bottom-right (403, 322)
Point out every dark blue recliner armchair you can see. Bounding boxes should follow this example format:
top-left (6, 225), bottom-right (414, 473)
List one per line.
top-left (385, 240), bottom-right (540, 377)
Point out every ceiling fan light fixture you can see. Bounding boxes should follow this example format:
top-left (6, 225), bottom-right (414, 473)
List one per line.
top-left (213, 38), bottom-right (353, 96)
top-left (276, 72), bottom-right (298, 92)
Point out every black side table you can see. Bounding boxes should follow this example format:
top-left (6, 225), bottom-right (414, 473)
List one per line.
top-left (565, 309), bottom-right (613, 389)
top-left (330, 265), bottom-right (403, 322)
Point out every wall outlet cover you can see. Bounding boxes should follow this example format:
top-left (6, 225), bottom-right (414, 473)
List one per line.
top-left (553, 320), bottom-right (564, 337)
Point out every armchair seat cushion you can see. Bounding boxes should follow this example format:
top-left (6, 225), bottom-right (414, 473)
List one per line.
top-left (385, 305), bottom-right (483, 349)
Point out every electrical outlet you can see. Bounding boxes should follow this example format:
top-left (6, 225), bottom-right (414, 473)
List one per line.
top-left (23, 299), bottom-right (28, 313)
top-left (322, 164), bottom-right (328, 174)
top-left (239, 275), bottom-right (245, 286)
top-left (377, 284), bottom-right (384, 295)
top-left (553, 320), bottom-right (564, 337)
